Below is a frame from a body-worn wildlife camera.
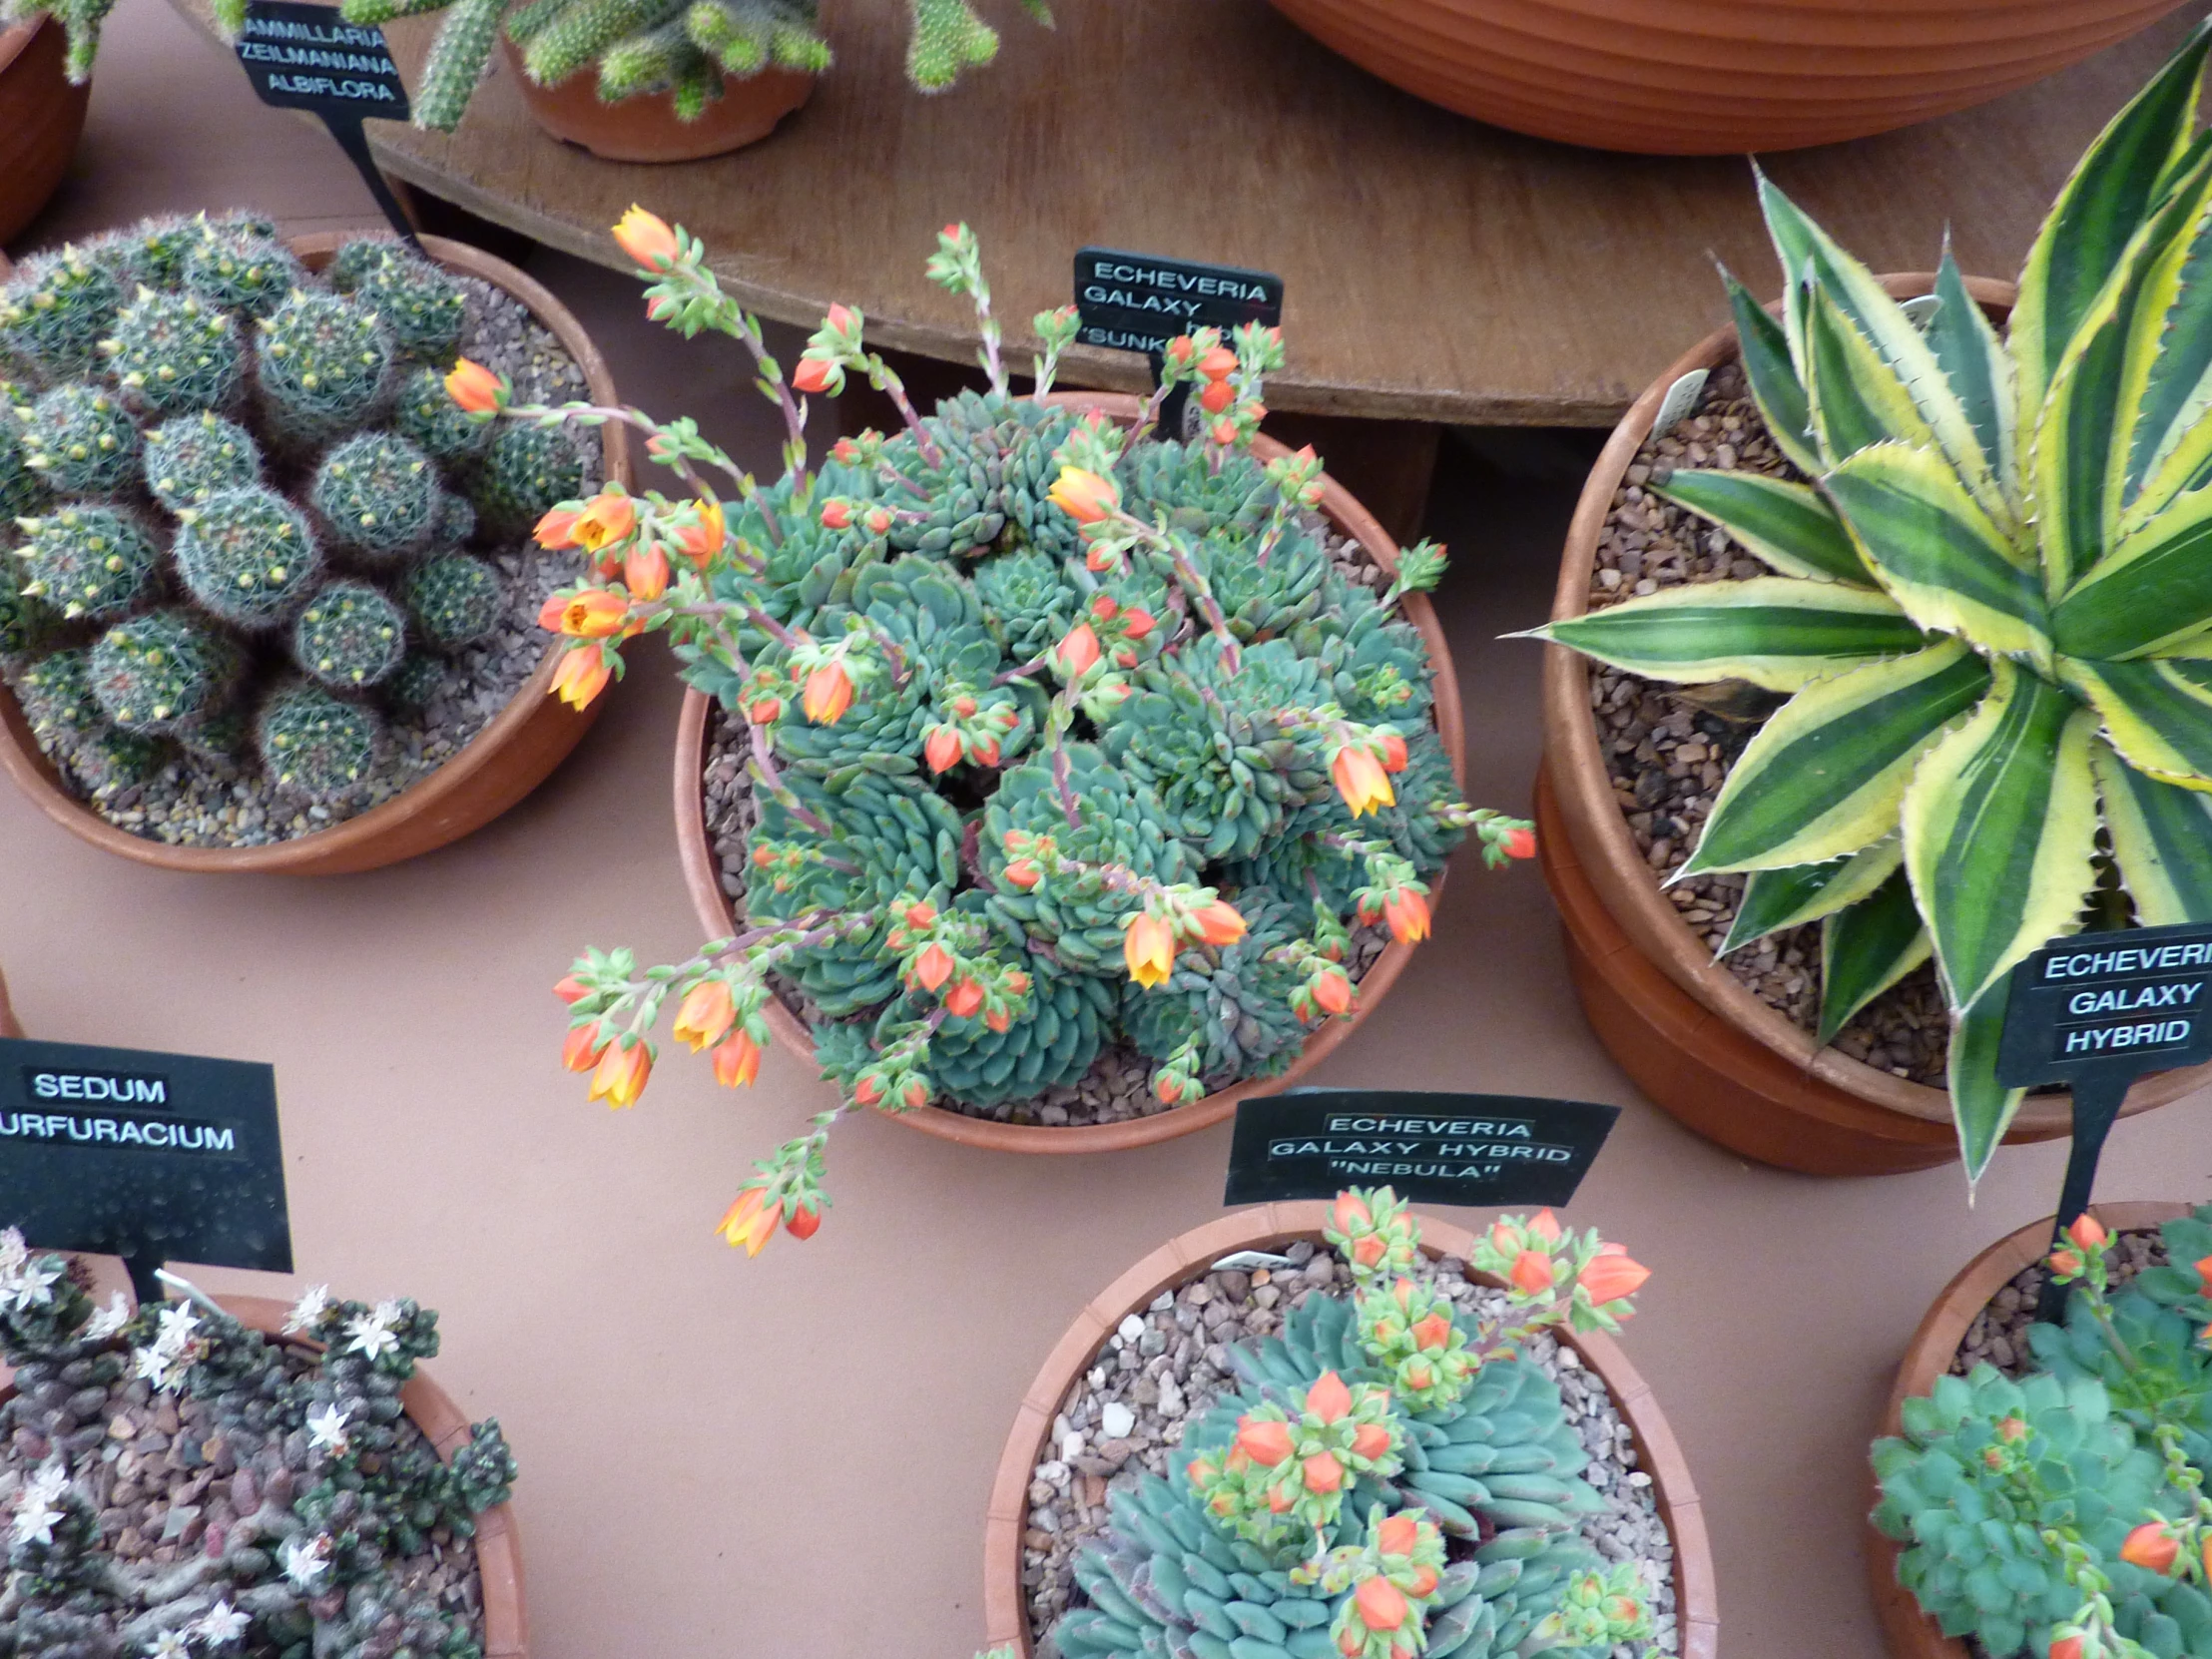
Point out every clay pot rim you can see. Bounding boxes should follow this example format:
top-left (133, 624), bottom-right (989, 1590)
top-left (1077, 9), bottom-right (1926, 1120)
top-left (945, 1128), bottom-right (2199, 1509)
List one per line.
top-left (671, 391), bottom-right (1467, 1154)
top-left (0, 1291), bottom-right (528, 1658)
top-left (0, 231), bottom-right (632, 875)
top-left (494, 33), bottom-right (816, 166)
top-left (980, 1201), bottom-right (1719, 1657)
top-left (0, 13), bottom-right (50, 75)
top-left (1540, 270), bottom-right (2212, 1133)
top-left (1866, 1201), bottom-right (2192, 1659)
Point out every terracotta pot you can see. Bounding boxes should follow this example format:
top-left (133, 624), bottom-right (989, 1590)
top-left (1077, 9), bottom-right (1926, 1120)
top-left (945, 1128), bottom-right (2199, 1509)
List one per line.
top-left (0, 232), bottom-right (632, 875)
top-left (499, 36), bottom-right (812, 163)
top-left (1538, 274), bottom-right (2212, 1175)
top-left (0, 16), bottom-right (90, 246)
top-left (0, 1292), bottom-right (528, 1656)
top-left (1262, 0), bottom-right (2187, 155)
top-left (673, 393), bottom-right (1466, 1154)
top-left (1866, 1202), bottom-right (2188, 1659)
top-left (982, 1201), bottom-right (1719, 1656)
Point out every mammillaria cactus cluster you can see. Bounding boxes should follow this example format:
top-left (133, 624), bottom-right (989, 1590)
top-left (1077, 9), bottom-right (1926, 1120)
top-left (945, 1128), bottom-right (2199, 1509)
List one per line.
top-left (1875, 1209), bottom-right (2212, 1659)
top-left (0, 216), bottom-right (587, 815)
top-left (1054, 1190), bottom-right (1656, 1659)
top-left (452, 209), bottom-right (1533, 1249)
top-left (0, 1229), bottom-right (516, 1659)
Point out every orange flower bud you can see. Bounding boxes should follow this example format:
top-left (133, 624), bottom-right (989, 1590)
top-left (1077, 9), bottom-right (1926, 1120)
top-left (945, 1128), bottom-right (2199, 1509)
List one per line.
top-left (1302, 1451), bottom-right (1343, 1493)
top-left (1580, 1246), bottom-right (1651, 1305)
top-left (910, 943), bottom-right (954, 991)
top-left (1382, 887), bottom-right (1430, 945)
top-left (1528, 1209), bottom-right (1562, 1243)
top-left (793, 356), bottom-right (835, 394)
top-left (853, 1074), bottom-right (883, 1107)
top-left (1198, 378), bottom-right (1235, 415)
top-left (803, 661), bottom-right (854, 724)
top-left (2065, 1213), bottom-right (2108, 1250)
top-left (821, 498), bottom-right (853, 530)
top-left (832, 437), bottom-right (861, 463)
top-left (2122, 1522), bottom-right (2179, 1573)
top-left (1056, 622), bottom-right (1102, 678)
top-left (1268, 1484), bottom-right (1295, 1514)
top-left (1410, 1312), bottom-right (1452, 1352)
top-left (1308, 968), bottom-right (1354, 1017)
top-left (1211, 418), bottom-right (1239, 446)
top-left (1003, 858), bottom-right (1041, 890)
top-left (1332, 1191), bottom-right (1373, 1234)
top-left (1403, 1362), bottom-right (1432, 1390)
top-left (970, 735), bottom-right (1001, 768)
top-left (624, 540), bottom-right (670, 602)
top-left (711, 1028), bottom-right (763, 1088)
top-left (1236, 1417), bottom-right (1295, 1466)
top-left (611, 205), bottom-right (679, 270)
top-left (1124, 912), bottom-right (1176, 989)
top-left (924, 726), bottom-right (961, 774)
top-left (1187, 1456), bottom-right (1217, 1485)
top-left (1306, 1371), bottom-right (1353, 1423)
top-left (1332, 746), bottom-right (1396, 817)
top-left (546, 643), bottom-right (610, 710)
top-left (785, 1201), bottom-right (821, 1240)
top-left (671, 979), bottom-right (737, 1051)
top-left (1164, 335), bottom-right (1196, 368)
top-left (1509, 1250), bottom-right (1555, 1295)
top-left (561, 1020), bottom-right (609, 1072)
top-left (828, 302), bottom-right (855, 332)
top-left (533, 506), bottom-right (582, 549)
top-left (2050, 1248), bottom-right (2083, 1277)
top-left (2197, 1253), bottom-right (2212, 1294)
top-left (1354, 1575), bottom-right (1408, 1632)
top-left (1502, 826), bottom-right (1536, 859)
top-left (1191, 900), bottom-right (1248, 947)
top-left (443, 357), bottom-right (505, 414)
top-left (716, 1186), bottom-right (780, 1256)
top-left (588, 1039), bottom-right (651, 1109)
top-left (1352, 1235), bottom-right (1385, 1269)
top-left (672, 498), bottom-right (723, 565)
top-left (1996, 1415), bottom-right (2028, 1443)
top-left (555, 589), bottom-right (630, 639)
top-left (945, 980), bottom-right (984, 1019)
top-left (569, 491), bottom-right (637, 553)
top-left (1048, 466), bottom-right (1119, 525)
top-left (1409, 1565), bottom-right (1439, 1598)
top-left (1338, 1630), bottom-right (1363, 1659)
top-left (865, 506), bottom-right (892, 535)
top-left (1378, 731), bottom-right (1408, 773)
top-left (1121, 607), bottom-right (1156, 641)
top-left (2050, 1636), bottom-right (2084, 1659)
top-left (906, 902), bottom-right (937, 926)
top-left (1198, 344), bottom-right (1237, 382)
top-left (554, 974), bottom-right (590, 1004)
top-left (748, 696), bottom-right (782, 726)
top-left (984, 1006), bottom-right (1011, 1033)
top-left (1377, 1513), bottom-right (1418, 1557)
top-left (1352, 1422), bottom-right (1392, 1460)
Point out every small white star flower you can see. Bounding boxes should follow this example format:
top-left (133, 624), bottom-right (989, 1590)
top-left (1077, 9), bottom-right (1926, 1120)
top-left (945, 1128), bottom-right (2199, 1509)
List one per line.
top-left (282, 1284), bottom-right (331, 1336)
top-left (82, 1292), bottom-right (131, 1343)
top-left (344, 1302), bottom-right (401, 1363)
top-left (131, 1303), bottom-right (206, 1392)
top-left (279, 1535), bottom-right (330, 1590)
top-left (194, 1600), bottom-right (251, 1645)
top-left (0, 1245), bottom-right (61, 1314)
top-left (304, 1402), bottom-right (351, 1455)
top-left (11, 1463), bottom-right (70, 1548)
top-left (145, 1630), bottom-right (193, 1659)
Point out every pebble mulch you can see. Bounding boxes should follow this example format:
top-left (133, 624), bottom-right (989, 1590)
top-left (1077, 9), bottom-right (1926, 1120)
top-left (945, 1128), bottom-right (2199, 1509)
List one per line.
top-left (1949, 1228), bottom-right (2167, 1378)
top-left (1585, 362), bottom-right (1949, 1085)
top-left (8, 268), bottom-right (597, 848)
top-left (1024, 1240), bottom-right (1678, 1659)
top-left (0, 1338), bottom-right (484, 1648)
top-left (693, 517), bottom-right (1431, 1127)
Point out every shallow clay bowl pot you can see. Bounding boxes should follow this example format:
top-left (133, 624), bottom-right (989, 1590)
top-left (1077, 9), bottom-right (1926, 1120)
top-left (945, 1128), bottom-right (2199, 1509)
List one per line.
top-left (1866, 1202), bottom-right (2187, 1659)
top-left (498, 36), bottom-right (812, 163)
top-left (1539, 273), bottom-right (2212, 1176)
top-left (0, 232), bottom-right (632, 875)
top-left (0, 15), bottom-right (91, 245)
top-left (0, 1292), bottom-right (528, 1657)
top-left (1262, 0), bottom-right (2187, 155)
top-left (981, 1201), bottom-right (1718, 1656)
top-left (675, 393), bottom-right (1466, 1154)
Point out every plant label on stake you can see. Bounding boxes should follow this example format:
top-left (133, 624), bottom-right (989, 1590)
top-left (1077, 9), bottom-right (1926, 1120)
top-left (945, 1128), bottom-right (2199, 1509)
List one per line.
top-left (0, 1036), bottom-right (291, 1304)
top-left (1224, 1090), bottom-right (1620, 1210)
top-left (1073, 247), bottom-right (1283, 438)
top-left (1997, 919), bottom-right (2212, 1316)
top-left (234, 0), bottom-right (419, 247)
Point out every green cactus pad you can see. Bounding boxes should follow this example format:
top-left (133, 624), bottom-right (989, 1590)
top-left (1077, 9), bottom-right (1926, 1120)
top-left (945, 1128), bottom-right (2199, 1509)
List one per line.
top-left (143, 412), bottom-right (263, 511)
top-left (102, 287), bottom-right (245, 414)
top-left (311, 431), bottom-right (440, 561)
top-left (400, 554), bottom-right (502, 651)
top-left (0, 246), bottom-right (126, 379)
top-left (174, 485), bottom-right (324, 630)
top-left (15, 505), bottom-right (161, 622)
top-left (256, 680), bottom-right (380, 800)
top-left (476, 421), bottom-right (587, 539)
top-left (254, 289), bottom-right (392, 442)
top-left (393, 363), bottom-right (497, 466)
top-left (22, 383), bottom-right (142, 497)
top-left (89, 609), bottom-right (241, 734)
top-left (291, 580), bottom-right (407, 690)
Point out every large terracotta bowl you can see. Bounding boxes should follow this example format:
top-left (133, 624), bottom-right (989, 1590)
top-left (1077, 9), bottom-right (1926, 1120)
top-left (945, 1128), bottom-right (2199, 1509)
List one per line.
top-left (674, 393), bottom-right (1467, 1154)
top-left (1538, 273), bottom-right (2212, 1175)
top-left (0, 1292), bottom-right (528, 1658)
top-left (0, 16), bottom-right (90, 245)
top-left (1866, 1203), bottom-right (2187, 1659)
top-left (1263, 0), bottom-right (2187, 155)
top-left (499, 35), bottom-right (813, 163)
top-left (982, 1201), bottom-right (1719, 1657)
top-left (0, 232), bottom-right (632, 875)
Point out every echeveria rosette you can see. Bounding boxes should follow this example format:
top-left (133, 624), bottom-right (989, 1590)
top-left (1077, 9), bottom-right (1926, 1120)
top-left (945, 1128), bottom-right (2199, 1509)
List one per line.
top-left (1523, 22), bottom-right (2212, 1180)
top-left (1120, 885), bottom-right (1312, 1086)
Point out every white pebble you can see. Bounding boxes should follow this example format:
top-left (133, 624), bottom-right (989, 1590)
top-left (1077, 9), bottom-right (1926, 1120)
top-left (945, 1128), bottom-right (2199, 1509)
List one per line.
top-left (1059, 1432), bottom-right (1084, 1460)
top-left (1117, 1315), bottom-right (1145, 1343)
top-left (1100, 1402), bottom-right (1136, 1439)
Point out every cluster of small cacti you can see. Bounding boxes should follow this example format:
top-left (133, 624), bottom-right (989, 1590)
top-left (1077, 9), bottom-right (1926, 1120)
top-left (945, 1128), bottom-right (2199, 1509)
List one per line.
top-left (0, 215), bottom-right (588, 810)
top-left (493, 213), bottom-right (1535, 1246)
top-left (0, 1229), bottom-right (516, 1659)
top-left (336, 0), bottom-right (1043, 137)
top-left (1873, 1209), bottom-right (2212, 1658)
top-left (1055, 1190), bottom-right (1656, 1659)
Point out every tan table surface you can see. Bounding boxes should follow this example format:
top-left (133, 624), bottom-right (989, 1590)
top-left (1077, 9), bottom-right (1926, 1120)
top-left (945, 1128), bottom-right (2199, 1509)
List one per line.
top-left (167, 0), bottom-right (2212, 425)
top-left (10, 7), bottom-right (2212, 1656)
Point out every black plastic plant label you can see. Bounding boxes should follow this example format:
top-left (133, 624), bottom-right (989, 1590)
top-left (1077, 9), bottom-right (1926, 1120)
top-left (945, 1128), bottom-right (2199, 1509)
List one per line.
top-left (1997, 921), bottom-right (2212, 1088)
top-left (1073, 248), bottom-right (1283, 355)
top-left (1224, 1090), bottom-right (1620, 1210)
top-left (0, 1037), bottom-right (291, 1276)
top-left (235, 0), bottom-right (408, 119)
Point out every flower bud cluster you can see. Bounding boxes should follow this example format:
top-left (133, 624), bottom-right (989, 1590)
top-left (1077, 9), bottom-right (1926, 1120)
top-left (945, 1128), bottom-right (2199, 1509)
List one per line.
top-left (885, 895), bottom-right (1033, 1031)
top-left (1187, 1371), bottom-right (1401, 1550)
top-left (1534, 1562), bottom-right (1658, 1651)
top-left (1323, 1188), bottom-right (1421, 1284)
top-left (1469, 1210), bottom-right (1652, 1337)
top-left (1355, 1275), bottom-right (1477, 1411)
top-left (1327, 1507), bottom-right (1450, 1659)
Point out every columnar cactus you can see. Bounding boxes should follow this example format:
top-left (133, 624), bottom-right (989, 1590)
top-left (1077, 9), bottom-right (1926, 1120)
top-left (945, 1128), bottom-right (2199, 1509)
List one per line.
top-left (1056, 1192), bottom-right (1657, 1659)
top-left (1874, 1209), bottom-right (2212, 1658)
top-left (0, 216), bottom-right (597, 808)
top-left (0, 1230), bottom-right (515, 1659)
top-left (490, 213), bottom-right (1538, 1249)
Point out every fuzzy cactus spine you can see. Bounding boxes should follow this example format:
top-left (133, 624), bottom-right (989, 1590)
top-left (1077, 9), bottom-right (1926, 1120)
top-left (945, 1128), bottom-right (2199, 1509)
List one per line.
top-left (257, 681), bottom-right (381, 800)
top-left (21, 382), bottom-right (140, 496)
top-left (292, 580), bottom-right (408, 689)
top-left (88, 609), bottom-right (241, 734)
top-left (173, 485), bottom-right (325, 629)
top-left (143, 411), bottom-right (263, 511)
top-left (14, 504), bottom-right (161, 621)
top-left (311, 431), bottom-right (441, 560)
top-left (402, 553), bottom-right (502, 649)
top-left (99, 286), bottom-right (245, 414)
top-left (254, 289), bottom-right (392, 443)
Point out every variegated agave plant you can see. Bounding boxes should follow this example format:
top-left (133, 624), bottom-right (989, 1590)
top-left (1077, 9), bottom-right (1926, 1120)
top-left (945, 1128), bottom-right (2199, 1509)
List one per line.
top-left (1528, 22), bottom-right (2212, 1180)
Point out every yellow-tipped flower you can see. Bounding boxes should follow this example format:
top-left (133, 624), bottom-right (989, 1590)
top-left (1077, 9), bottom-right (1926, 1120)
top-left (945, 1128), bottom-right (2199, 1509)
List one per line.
top-left (550, 645), bottom-right (612, 711)
top-left (612, 205), bottom-right (679, 271)
top-left (569, 490), bottom-right (637, 554)
top-left (588, 1039), bottom-right (652, 1109)
top-left (1333, 745), bottom-right (1395, 817)
top-left (443, 357), bottom-right (505, 415)
top-left (803, 661), bottom-right (854, 724)
top-left (717, 1186), bottom-right (780, 1255)
top-left (1048, 465), bottom-right (1119, 524)
top-left (671, 979), bottom-right (737, 1052)
top-left (1124, 912), bottom-right (1176, 989)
